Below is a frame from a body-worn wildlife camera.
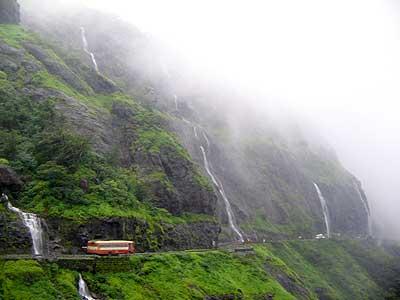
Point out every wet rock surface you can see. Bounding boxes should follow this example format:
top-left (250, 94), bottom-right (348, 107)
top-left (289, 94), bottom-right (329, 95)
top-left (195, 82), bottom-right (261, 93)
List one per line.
top-left (0, 206), bottom-right (31, 254)
top-left (112, 102), bottom-right (218, 216)
top-left (45, 217), bottom-right (220, 254)
top-left (316, 182), bottom-right (369, 236)
top-left (0, 165), bottom-right (23, 192)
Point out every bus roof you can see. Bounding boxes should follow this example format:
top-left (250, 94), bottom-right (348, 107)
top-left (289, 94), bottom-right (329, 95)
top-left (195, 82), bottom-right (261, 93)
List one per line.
top-left (89, 240), bottom-right (134, 244)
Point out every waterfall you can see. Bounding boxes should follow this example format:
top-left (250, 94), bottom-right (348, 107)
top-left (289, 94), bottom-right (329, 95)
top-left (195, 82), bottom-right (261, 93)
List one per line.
top-left (171, 94), bottom-right (243, 242)
top-left (80, 27), bottom-right (99, 72)
top-left (78, 274), bottom-right (96, 300)
top-left (200, 146), bottom-right (244, 242)
top-left (7, 201), bottom-right (44, 256)
top-left (173, 94), bottom-right (179, 111)
top-left (313, 183), bottom-right (331, 238)
top-left (354, 184), bottom-right (373, 236)
top-left (202, 131), bottom-right (210, 149)
top-left (181, 117), bottom-right (189, 124)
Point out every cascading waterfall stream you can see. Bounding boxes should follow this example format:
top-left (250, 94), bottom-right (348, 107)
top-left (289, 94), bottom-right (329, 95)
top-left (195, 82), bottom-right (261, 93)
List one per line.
top-left (78, 274), bottom-right (96, 300)
top-left (168, 86), bottom-right (243, 242)
top-left (173, 94), bottom-right (178, 111)
top-left (200, 146), bottom-right (244, 242)
top-left (313, 183), bottom-right (331, 238)
top-left (6, 200), bottom-right (44, 256)
top-left (80, 27), bottom-right (99, 72)
top-left (202, 131), bottom-right (210, 149)
top-left (181, 117), bottom-right (191, 125)
top-left (355, 184), bottom-right (373, 236)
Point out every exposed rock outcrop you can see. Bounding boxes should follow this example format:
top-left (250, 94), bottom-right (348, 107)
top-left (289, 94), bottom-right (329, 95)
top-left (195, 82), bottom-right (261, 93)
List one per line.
top-left (0, 0), bottom-right (20, 24)
top-left (316, 182), bottom-right (369, 236)
top-left (112, 102), bottom-right (217, 216)
top-left (0, 205), bottom-right (31, 254)
top-left (45, 217), bottom-right (220, 254)
top-left (0, 165), bottom-right (22, 192)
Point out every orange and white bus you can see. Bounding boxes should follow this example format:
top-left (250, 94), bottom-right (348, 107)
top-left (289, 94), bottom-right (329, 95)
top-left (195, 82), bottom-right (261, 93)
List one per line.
top-left (84, 240), bottom-right (135, 255)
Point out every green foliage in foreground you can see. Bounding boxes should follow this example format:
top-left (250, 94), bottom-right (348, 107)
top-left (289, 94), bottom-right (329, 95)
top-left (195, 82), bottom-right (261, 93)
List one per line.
top-left (1, 240), bottom-right (398, 300)
top-left (89, 251), bottom-right (295, 300)
top-left (0, 260), bottom-right (79, 300)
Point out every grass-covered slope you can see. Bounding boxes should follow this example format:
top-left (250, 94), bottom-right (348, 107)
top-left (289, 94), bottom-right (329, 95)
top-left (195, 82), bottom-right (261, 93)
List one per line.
top-left (0, 260), bottom-right (79, 300)
top-left (0, 240), bottom-right (398, 300)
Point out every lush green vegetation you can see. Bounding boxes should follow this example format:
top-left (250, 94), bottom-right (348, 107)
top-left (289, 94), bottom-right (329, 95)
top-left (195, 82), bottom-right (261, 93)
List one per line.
top-left (89, 251), bottom-right (295, 300)
top-left (265, 240), bottom-right (388, 300)
top-left (1, 240), bottom-right (398, 300)
top-left (0, 25), bottom-right (33, 48)
top-left (134, 129), bottom-right (190, 159)
top-left (0, 80), bottom-right (204, 226)
top-left (31, 70), bottom-right (89, 99)
top-left (0, 260), bottom-right (79, 300)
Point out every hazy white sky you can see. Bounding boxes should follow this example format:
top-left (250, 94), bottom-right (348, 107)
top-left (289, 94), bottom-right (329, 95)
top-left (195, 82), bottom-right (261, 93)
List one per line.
top-left (83, 0), bottom-right (400, 112)
top-left (82, 0), bottom-right (400, 235)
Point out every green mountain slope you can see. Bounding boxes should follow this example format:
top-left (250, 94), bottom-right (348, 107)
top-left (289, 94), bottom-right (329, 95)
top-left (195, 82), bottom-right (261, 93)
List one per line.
top-left (19, 4), bottom-right (372, 241)
top-left (0, 2), bottom-right (398, 300)
top-left (1, 240), bottom-right (399, 300)
top-left (0, 24), bottom-right (219, 253)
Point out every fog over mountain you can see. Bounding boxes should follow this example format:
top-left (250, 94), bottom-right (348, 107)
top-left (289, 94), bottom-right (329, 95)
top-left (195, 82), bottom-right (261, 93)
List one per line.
top-left (59, 0), bottom-right (400, 239)
top-left (16, 0), bottom-right (400, 238)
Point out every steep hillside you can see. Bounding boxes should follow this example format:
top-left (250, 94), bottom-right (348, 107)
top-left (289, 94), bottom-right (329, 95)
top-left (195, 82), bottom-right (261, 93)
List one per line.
top-left (0, 1), bottom-right (398, 300)
top-left (0, 0), bottom-right (373, 252)
top-left (170, 98), bottom-right (370, 240)
top-left (18, 2), bottom-right (372, 241)
top-left (0, 22), bottom-right (219, 254)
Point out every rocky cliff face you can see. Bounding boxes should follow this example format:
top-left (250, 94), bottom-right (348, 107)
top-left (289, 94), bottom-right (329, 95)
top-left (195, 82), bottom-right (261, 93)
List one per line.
top-left (45, 217), bottom-right (220, 254)
top-left (171, 106), bottom-right (370, 240)
top-left (0, 165), bottom-right (22, 193)
top-left (0, 207), bottom-right (31, 254)
top-left (0, 1), bottom-right (373, 257)
top-left (0, 14), bottom-right (218, 254)
top-left (0, 0), bottom-right (20, 24)
top-left (16, 4), bottom-right (372, 242)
